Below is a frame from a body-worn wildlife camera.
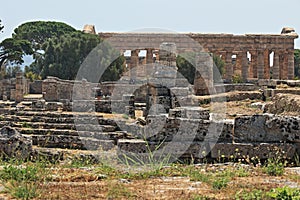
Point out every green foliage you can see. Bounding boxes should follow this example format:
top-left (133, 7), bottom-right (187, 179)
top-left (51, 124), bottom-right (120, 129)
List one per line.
top-left (263, 157), bottom-right (285, 176)
top-left (12, 21), bottom-right (76, 51)
top-left (212, 177), bottom-right (229, 190)
top-left (36, 31), bottom-right (101, 79)
top-left (0, 38), bottom-right (33, 67)
top-left (24, 70), bottom-right (41, 81)
top-left (235, 189), bottom-right (266, 200)
top-left (176, 53), bottom-right (196, 84)
top-left (5, 181), bottom-right (38, 200)
top-left (295, 49), bottom-right (300, 79)
top-left (0, 162), bottom-right (47, 199)
top-left (232, 73), bottom-right (243, 83)
top-left (5, 65), bottom-right (22, 78)
top-left (192, 195), bottom-right (213, 200)
top-left (0, 164), bottom-right (40, 182)
top-left (267, 186), bottom-right (300, 200)
top-left (213, 54), bottom-right (225, 80)
top-left (0, 19), bottom-right (4, 33)
top-left (106, 182), bottom-right (135, 199)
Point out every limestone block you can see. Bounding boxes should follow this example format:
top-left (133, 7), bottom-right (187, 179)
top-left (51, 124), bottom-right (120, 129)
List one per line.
top-left (210, 143), bottom-right (296, 159)
top-left (258, 79), bottom-right (277, 87)
top-left (0, 126), bottom-right (32, 159)
top-left (234, 114), bottom-right (300, 142)
top-left (32, 99), bottom-right (46, 109)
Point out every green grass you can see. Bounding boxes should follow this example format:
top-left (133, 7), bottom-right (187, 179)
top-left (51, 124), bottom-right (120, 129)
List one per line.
top-left (106, 181), bottom-right (136, 199)
top-left (263, 157), bottom-right (285, 176)
top-left (235, 189), bottom-right (266, 200)
top-left (0, 161), bottom-right (48, 200)
top-left (267, 186), bottom-right (300, 200)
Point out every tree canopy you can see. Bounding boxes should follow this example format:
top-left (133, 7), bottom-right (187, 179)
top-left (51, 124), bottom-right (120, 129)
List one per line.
top-left (33, 31), bottom-right (102, 80)
top-left (0, 21), bottom-right (76, 77)
top-left (12, 21), bottom-right (76, 51)
top-left (0, 20), bottom-right (4, 33)
top-left (0, 38), bottom-right (33, 68)
top-left (0, 21), bottom-right (125, 81)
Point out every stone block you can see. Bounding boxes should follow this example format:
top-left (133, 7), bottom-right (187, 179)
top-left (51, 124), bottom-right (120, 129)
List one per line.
top-left (210, 143), bottom-right (296, 159)
top-left (234, 114), bottom-right (300, 142)
top-left (0, 126), bottom-right (32, 159)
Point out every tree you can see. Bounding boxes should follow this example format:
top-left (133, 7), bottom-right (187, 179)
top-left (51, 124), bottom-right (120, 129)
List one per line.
top-left (36, 31), bottom-right (126, 81)
top-left (176, 53), bottom-right (196, 84)
top-left (35, 31), bottom-right (102, 80)
top-left (5, 65), bottom-right (22, 78)
top-left (0, 38), bottom-right (33, 67)
top-left (213, 54), bottom-right (225, 82)
top-left (0, 21), bottom-right (75, 78)
top-left (12, 21), bottom-right (76, 51)
top-left (0, 20), bottom-right (4, 33)
top-left (295, 49), bottom-right (300, 79)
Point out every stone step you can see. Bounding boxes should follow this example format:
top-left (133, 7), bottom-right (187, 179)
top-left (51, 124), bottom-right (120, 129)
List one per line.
top-left (2, 122), bottom-right (118, 132)
top-left (117, 139), bottom-right (297, 160)
top-left (17, 128), bottom-right (129, 139)
top-left (7, 110), bottom-right (112, 119)
top-left (31, 135), bottom-right (115, 150)
top-left (0, 115), bottom-right (120, 126)
top-left (31, 146), bottom-right (116, 163)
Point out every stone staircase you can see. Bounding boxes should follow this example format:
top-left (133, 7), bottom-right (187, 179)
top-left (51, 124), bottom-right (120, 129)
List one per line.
top-left (0, 107), bottom-right (134, 160)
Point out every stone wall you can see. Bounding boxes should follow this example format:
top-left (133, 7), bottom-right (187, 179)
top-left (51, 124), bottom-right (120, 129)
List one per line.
top-left (118, 112), bottom-right (299, 161)
top-left (30, 80), bottom-right (43, 94)
top-left (42, 77), bottom-right (96, 102)
top-left (0, 73), bottom-right (29, 101)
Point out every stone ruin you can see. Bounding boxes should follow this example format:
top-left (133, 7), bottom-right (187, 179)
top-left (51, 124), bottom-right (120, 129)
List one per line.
top-left (0, 28), bottom-right (299, 163)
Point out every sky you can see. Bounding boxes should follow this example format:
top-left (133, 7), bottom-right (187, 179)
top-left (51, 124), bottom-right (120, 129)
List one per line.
top-left (1, 0), bottom-right (300, 48)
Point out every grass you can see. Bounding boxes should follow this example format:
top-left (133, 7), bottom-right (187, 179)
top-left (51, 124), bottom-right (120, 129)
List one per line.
top-left (263, 157), bottom-right (286, 176)
top-left (0, 155), bottom-right (298, 199)
top-left (106, 181), bottom-right (136, 199)
top-left (0, 160), bottom-right (49, 200)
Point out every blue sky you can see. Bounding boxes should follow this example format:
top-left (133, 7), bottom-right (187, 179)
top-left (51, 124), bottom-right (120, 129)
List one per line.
top-left (1, 0), bottom-right (300, 47)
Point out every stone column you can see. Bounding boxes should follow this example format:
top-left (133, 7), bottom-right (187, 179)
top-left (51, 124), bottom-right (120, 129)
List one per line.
top-left (146, 48), bottom-right (154, 64)
top-left (272, 51), bottom-right (280, 79)
top-left (130, 50), bottom-right (139, 68)
top-left (225, 52), bottom-right (233, 82)
top-left (264, 49), bottom-right (270, 79)
top-left (15, 72), bottom-right (24, 103)
top-left (249, 51), bottom-right (258, 78)
top-left (194, 53), bottom-right (214, 96)
top-left (257, 50), bottom-right (264, 79)
top-left (241, 51), bottom-right (249, 81)
top-left (234, 52), bottom-right (242, 77)
top-left (280, 51), bottom-right (288, 80)
top-left (288, 50), bottom-right (295, 80)
top-left (130, 49), bottom-right (139, 79)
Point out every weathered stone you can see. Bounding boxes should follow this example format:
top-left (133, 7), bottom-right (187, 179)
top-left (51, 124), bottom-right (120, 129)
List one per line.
top-left (32, 99), bottom-right (46, 109)
top-left (0, 126), bottom-right (32, 159)
top-left (210, 143), bottom-right (296, 159)
top-left (258, 79), bottom-right (277, 87)
top-left (234, 114), bottom-right (300, 142)
top-left (264, 93), bottom-right (300, 115)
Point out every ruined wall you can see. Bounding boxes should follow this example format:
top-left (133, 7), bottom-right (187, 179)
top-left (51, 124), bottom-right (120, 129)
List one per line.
top-left (42, 76), bottom-right (96, 102)
top-left (0, 73), bottom-right (30, 101)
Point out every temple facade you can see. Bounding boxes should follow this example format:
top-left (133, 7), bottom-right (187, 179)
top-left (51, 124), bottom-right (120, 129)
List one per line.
top-left (98, 28), bottom-right (298, 82)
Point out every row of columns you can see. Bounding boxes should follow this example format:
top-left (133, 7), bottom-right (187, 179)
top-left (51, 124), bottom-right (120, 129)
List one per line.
top-left (215, 49), bottom-right (295, 81)
top-left (124, 48), bottom-right (295, 82)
